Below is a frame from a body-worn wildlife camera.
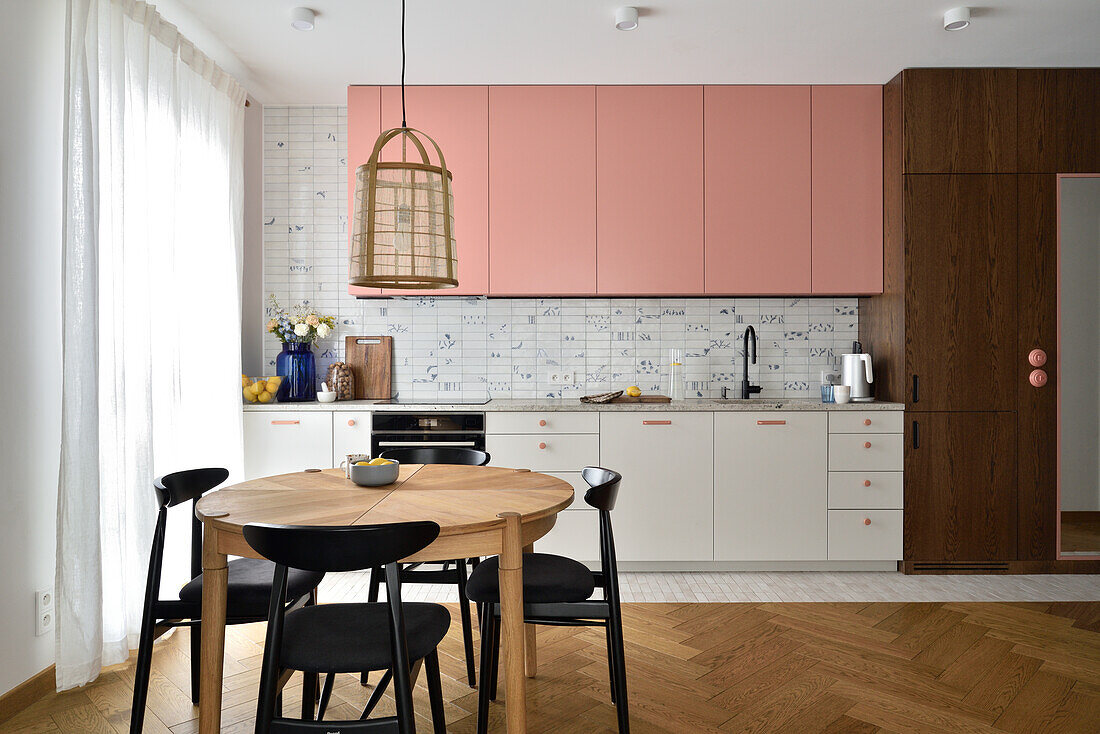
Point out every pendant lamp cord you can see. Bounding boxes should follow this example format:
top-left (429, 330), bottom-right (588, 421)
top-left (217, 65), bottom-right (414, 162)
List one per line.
top-left (400, 0), bottom-right (407, 127)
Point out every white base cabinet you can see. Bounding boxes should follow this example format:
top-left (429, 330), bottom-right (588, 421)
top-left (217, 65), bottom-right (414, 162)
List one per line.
top-left (714, 412), bottom-right (828, 561)
top-left (243, 412), bottom-right (333, 479)
top-left (599, 412), bottom-right (714, 562)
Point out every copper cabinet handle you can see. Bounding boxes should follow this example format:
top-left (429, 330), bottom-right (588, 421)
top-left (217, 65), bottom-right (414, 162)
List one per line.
top-left (863, 480), bottom-right (872, 487)
top-left (863, 518), bottom-right (872, 526)
top-left (864, 419), bottom-right (872, 426)
top-left (271, 420), bottom-right (300, 425)
top-left (643, 420), bottom-right (672, 425)
top-left (757, 420), bottom-right (787, 426)
top-left (1029, 369), bottom-right (1048, 388)
top-left (348, 419), bottom-right (356, 427)
top-left (1028, 348), bottom-right (1047, 367)
top-left (538, 419), bottom-right (547, 427)
top-left (538, 442), bottom-right (547, 449)
top-left (864, 441), bottom-right (872, 448)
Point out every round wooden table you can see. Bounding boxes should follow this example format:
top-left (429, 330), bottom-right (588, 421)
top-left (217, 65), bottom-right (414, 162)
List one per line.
top-left (194, 464), bottom-right (574, 733)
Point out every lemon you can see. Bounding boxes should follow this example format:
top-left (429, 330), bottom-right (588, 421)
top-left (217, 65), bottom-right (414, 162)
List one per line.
top-left (250, 382), bottom-right (265, 396)
top-left (243, 387), bottom-right (258, 403)
top-left (626, 385), bottom-right (641, 397)
top-left (242, 375), bottom-right (252, 388)
top-left (355, 461), bottom-right (370, 466)
top-left (257, 390), bottom-right (273, 403)
top-left (266, 375), bottom-right (282, 386)
top-left (368, 457), bottom-right (392, 466)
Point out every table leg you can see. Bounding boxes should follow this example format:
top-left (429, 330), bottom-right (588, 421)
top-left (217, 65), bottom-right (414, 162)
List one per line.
top-left (199, 524), bottom-right (228, 734)
top-left (497, 512), bottom-right (526, 733)
top-left (523, 543), bottom-right (537, 678)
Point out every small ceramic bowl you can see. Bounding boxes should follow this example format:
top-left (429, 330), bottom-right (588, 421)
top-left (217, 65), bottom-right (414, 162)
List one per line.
top-left (317, 391), bottom-right (337, 403)
top-left (349, 460), bottom-right (400, 487)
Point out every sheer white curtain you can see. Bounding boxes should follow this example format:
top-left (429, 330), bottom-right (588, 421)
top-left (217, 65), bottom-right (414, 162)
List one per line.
top-left (58, 0), bottom-right (246, 690)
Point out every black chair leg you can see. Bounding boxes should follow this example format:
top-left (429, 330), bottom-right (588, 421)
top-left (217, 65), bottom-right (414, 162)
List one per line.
top-left (608, 614), bottom-right (630, 733)
top-left (360, 669), bottom-right (393, 719)
top-left (190, 621), bottom-right (201, 705)
top-left (301, 672), bottom-right (318, 720)
top-left (488, 606), bottom-right (501, 701)
top-left (362, 568), bottom-right (383, 687)
top-left (425, 650), bottom-right (447, 734)
top-left (317, 673), bottom-right (335, 720)
top-left (456, 558), bottom-right (477, 687)
top-left (128, 617), bottom-right (158, 734)
top-left (476, 611), bottom-right (494, 734)
top-left (605, 625), bottom-right (617, 705)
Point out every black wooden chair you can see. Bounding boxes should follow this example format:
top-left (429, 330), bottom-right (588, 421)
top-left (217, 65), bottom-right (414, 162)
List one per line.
top-left (365, 446), bottom-right (490, 687)
top-left (130, 468), bottom-right (325, 734)
top-left (244, 521), bottom-right (450, 733)
top-left (466, 466), bottom-right (630, 734)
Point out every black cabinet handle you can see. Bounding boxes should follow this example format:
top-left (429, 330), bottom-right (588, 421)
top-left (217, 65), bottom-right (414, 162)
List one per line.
top-left (912, 375), bottom-right (919, 403)
top-left (912, 420), bottom-right (920, 449)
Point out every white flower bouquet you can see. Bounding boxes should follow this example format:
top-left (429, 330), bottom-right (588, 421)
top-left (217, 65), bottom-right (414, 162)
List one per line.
top-left (265, 295), bottom-right (336, 344)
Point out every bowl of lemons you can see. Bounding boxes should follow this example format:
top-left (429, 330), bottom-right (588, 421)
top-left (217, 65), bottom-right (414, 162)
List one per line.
top-left (349, 457), bottom-right (400, 487)
top-left (243, 375), bottom-right (282, 404)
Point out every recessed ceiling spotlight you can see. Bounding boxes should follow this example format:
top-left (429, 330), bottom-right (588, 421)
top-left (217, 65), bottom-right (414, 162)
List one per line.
top-left (943, 7), bottom-right (971, 31)
top-left (291, 7), bottom-right (316, 31)
top-left (615, 6), bottom-right (639, 31)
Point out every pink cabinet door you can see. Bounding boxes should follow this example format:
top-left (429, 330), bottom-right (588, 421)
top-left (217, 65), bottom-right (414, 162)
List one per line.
top-left (704, 86), bottom-right (812, 295)
top-left (810, 85), bottom-right (883, 294)
top-left (596, 86), bottom-right (704, 295)
top-left (347, 85), bottom-right (382, 296)
top-left (489, 86), bottom-right (596, 295)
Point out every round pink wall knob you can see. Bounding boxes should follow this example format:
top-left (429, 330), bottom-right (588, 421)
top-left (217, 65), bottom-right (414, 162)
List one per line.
top-left (1028, 349), bottom-right (1047, 367)
top-left (1029, 369), bottom-right (1048, 388)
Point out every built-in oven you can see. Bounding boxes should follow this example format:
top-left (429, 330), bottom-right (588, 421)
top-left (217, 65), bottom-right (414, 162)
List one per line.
top-left (370, 412), bottom-right (486, 457)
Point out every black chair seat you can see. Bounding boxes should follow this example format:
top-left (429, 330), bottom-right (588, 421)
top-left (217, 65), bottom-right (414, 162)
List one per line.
top-left (465, 553), bottom-right (595, 604)
top-left (280, 602), bottom-right (450, 673)
top-left (178, 558), bottom-right (324, 617)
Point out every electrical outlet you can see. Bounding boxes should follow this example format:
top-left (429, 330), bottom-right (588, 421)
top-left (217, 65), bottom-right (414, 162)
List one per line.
top-left (549, 372), bottom-right (560, 383)
top-left (820, 371), bottom-right (841, 385)
top-left (561, 371), bottom-right (574, 384)
top-left (35, 588), bottom-right (54, 636)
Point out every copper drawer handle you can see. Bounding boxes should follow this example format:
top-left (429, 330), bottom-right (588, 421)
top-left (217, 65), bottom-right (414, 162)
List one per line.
top-left (538, 442), bottom-right (547, 449)
top-left (539, 419), bottom-right (547, 427)
top-left (864, 419), bottom-right (872, 426)
top-left (271, 420), bottom-right (300, 425)
top-left (863, 480), bottom-right (872, 487)
top-left (643, 420), bottom-right (672, 425)
top-left (864, 441), bottom-right (872, 448)
top-left (348, 419), bottom-right (357, 427)
top-left (757, 420), bottom-right (787, 426)
top-left (863, 518), bottom-right (872, 526)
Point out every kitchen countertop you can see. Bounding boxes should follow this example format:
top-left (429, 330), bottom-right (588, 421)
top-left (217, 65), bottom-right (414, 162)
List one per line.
top-left (242, 398), bottom-right (904, 412)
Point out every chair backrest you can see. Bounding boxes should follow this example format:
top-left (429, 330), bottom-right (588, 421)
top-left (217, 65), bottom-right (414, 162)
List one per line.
top-left (379, 446), bottom-right (491, 466)
top-left (154, 467), bottom-right (229, 508)
top-left (581, 466), bottom-right (621, 511)
top-left (243, 521), bottom-right (441, 573)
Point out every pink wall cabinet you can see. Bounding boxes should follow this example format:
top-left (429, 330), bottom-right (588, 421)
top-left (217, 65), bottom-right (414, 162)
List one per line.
top-left (347, 85), bottom-right (382, 296)
top-left (489, 86), bottom-right (597, 295)
top-left (704, 85), bottom-right (812, 294)
top-left (811, 85), bottom-right (883, 294)
top-left (596, 86), bottom-right (705, 295)
top-left (376, 85), bottom-right (490, 296)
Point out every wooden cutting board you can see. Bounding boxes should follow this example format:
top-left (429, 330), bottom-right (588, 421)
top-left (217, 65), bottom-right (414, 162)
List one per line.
top-left (344, 336), bottom-right (393, 399)
top-left (608, 395), bottom-right (672, 403)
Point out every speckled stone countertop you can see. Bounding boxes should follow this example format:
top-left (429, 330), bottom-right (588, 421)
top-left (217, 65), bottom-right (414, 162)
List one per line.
top-left (243, 398), bottom-right (904, 412)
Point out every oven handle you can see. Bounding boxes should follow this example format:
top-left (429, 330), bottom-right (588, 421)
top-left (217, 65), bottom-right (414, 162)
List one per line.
top-left (376, 441), bottom-right (479, 448)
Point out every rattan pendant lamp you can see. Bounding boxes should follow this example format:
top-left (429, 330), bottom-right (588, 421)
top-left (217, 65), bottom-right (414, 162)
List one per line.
top-left (349, 0), bottom-right (457, 289)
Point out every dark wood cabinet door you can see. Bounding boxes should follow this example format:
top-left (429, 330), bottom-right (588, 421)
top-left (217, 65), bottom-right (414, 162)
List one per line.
top-left (1018, 69), bottom-right (1100, 173)
top-left (902, 69), bottom-right (1017, 173)
top-left (905, 412), bottom-right (1017, 561)
top-left (904, 175), bottom-right (1018, 411)
top-left (1016, 175), bottom-right (1058, 560)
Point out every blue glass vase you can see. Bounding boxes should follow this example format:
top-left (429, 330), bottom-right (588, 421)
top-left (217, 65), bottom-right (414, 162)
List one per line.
top-left (276, 341), bottom-right (317, 402)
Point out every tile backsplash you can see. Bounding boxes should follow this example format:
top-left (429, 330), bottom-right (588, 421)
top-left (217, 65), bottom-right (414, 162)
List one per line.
top-left (262, 105), bottom-right (859, 401)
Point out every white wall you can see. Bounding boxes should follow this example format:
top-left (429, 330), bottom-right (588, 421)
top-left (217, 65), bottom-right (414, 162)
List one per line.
top-left (0, 0), bottom-right (64, 696)
top-left (1059, 177), bottom-right (1100, 512)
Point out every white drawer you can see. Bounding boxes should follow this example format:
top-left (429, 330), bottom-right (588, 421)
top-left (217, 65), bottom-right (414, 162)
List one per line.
top-left (531, 509), bottom-right (599, 562)
top-left (243, 412), bottom-right (333, 479)
top-left (828, 472), bottom-right (903, 510)
top-left (332, 412), bottom-right (372, 467)
top-left (486, 434), bottom-right (599, 473)
top-left (487, 411), bottom-right (600, 435)
top-left (828, 510), bottom-right (902, 561)
top-left (829, 433), bottom-right (903, 471)
top-left (829, 411), bottom-right (903, 434)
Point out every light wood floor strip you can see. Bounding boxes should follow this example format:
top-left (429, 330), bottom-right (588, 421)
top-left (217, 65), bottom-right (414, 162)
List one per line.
top-left (4, 601), bottom-right (1100, 733)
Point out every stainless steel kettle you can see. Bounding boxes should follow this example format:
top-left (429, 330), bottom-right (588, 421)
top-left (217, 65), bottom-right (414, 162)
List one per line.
top-left (840, 352), bottom-right (874, 402)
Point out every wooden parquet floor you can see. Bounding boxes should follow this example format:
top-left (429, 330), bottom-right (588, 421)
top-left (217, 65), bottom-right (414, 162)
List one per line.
top-left (4, 602), bottom-right (1100, 733)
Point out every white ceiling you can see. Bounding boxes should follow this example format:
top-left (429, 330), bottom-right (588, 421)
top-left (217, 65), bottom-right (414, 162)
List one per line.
top-left (173, 1), bottom-right (1100, 104)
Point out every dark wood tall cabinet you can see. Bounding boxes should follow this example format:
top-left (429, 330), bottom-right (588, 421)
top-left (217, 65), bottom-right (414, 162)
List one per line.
top-left (862, 67), bottom-right (1100, 571)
